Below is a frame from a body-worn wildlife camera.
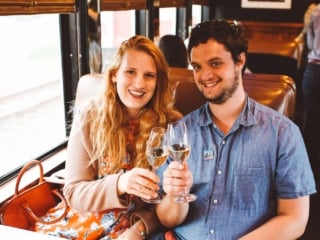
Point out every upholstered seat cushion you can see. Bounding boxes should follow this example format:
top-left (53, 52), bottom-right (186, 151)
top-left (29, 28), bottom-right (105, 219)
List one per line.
top-left (173, 70), bottom-right (296, 119)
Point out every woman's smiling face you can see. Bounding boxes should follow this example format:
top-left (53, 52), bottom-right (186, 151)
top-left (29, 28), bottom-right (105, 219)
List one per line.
top-left (112, 48), bottom-right (157, 118)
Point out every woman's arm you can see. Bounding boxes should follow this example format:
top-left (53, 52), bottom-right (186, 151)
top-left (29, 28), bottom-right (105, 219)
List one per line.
top-left (64, 111), bottom-right (161, 212)
top-left (88, 8), bottom-right (99, 23)
top-left (63, 113), bottom-right (128, 212)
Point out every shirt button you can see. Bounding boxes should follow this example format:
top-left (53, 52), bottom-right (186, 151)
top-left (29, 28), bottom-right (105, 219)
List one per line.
top-left (213, 199), bottom-right (218, 204)
top-left (210, 229), bottom-right (215, 234)
top-left (217, 170), bottom-right (222, 175)
top-left (222, 140), bottom-right (226, 145)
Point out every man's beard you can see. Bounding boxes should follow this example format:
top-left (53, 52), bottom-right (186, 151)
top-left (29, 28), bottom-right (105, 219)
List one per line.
top-left (206, 70), bottom-right (240, 104)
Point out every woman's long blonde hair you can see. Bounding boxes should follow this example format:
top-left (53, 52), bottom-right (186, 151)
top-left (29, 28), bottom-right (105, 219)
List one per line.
top-left (81, 35), bottom-right (181, 174)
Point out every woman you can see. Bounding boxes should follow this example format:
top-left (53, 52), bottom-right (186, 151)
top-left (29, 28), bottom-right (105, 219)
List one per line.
top-left (158, 34), bottom-right (188, 68)
top-left (37, 35), bottom-right (182, 239)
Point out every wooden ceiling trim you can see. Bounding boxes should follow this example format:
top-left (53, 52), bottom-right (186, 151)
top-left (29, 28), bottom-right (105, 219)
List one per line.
top-left (192, 0), bottom-right (209, 5)
top-left (157, 0), bottom-right (185, 8)
top-left (101, 0), bottom-right (147, 11)
top-left (0, 0), bottom-right (76, 15)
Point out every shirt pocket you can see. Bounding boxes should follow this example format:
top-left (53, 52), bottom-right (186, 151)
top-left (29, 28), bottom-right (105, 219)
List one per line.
top-left (232, 167), bottom-right (270, 210)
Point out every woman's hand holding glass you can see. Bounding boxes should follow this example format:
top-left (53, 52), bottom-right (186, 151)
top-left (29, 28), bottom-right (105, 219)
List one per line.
top-left (117, 167), bottom-right (160, 200)
top-left (166, 121), bottom-right (196, 203)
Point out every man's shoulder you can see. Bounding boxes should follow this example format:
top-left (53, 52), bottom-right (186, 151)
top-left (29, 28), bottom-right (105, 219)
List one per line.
top-left (248, 97), bottom-right (284, 117)
top-left (248, 97), bottom-right (298, 130)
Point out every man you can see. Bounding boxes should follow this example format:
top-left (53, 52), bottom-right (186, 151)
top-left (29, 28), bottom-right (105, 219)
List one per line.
top-left (155, 20), bottom-right (316, 240)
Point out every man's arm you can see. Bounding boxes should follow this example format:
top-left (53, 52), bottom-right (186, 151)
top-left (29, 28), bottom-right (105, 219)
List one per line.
top-left (240, 196), bottom-right (310, 240)
top-left (155, 161), bottom-right (192, 227)
top-left (156, 194), bottom-right (189, 228)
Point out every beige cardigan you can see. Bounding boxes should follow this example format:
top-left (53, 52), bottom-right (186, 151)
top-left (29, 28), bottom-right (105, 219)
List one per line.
top-left (63, 113), bottom-right (161, 234)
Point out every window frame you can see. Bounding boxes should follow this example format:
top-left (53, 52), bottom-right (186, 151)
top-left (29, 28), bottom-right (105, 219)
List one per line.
top-left (0, 0), bottom-right (85, 185)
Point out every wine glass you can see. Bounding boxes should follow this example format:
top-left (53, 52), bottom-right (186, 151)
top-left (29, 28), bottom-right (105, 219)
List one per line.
top-left (142, 127), bottom-right (168, 203)
top-left (167, 121), bottom-right (197, 203)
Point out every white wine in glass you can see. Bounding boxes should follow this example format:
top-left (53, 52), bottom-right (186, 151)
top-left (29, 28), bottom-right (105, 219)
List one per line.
top-left (168, 144), bottom-right (191, 164)
top-left (142, 127), bottom-right (168, 203)
top-left (167, 121), bottom-right (196, 203)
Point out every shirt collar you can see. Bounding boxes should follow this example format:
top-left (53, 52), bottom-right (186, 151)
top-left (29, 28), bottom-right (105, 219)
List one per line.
top-left (198, 95), bottom-right (257, 129)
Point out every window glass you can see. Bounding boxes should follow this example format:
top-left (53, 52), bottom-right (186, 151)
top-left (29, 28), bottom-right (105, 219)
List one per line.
top-left (0, 14), bottom-right (66, 178)
top-left (159, 7), bottom-right (176, 36)
top-left (192, 5), bottom-right (202, 26)
top-left (100, 10), bottom-right (136, 72)
top-left (158, 6), bottom-right (202, 40)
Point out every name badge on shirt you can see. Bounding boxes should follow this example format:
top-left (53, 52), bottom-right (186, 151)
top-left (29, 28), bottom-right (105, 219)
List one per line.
top-left (203, 150), bottom-right (214, 160)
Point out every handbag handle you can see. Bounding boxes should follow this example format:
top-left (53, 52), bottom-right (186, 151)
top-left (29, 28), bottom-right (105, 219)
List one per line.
top-left (15, 160), bottom-right (45, 194)
top-left (22, 189), bottom-right (68, 224)
top-left (15, 160), bottom-right (68, 224)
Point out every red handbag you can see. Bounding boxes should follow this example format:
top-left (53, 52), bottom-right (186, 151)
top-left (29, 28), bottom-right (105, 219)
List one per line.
top-left (0, 160), bottom-right (68, 230)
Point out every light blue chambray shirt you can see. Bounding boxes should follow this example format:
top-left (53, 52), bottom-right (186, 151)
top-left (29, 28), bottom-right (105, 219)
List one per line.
top-left (158, 96), bottom-right (316, 240)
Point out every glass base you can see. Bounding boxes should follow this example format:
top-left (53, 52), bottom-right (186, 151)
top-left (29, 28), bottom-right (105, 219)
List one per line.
top-left (174, 193), bottom-right (197, 203)
top-left (141, 195), bottom-right (163, 204)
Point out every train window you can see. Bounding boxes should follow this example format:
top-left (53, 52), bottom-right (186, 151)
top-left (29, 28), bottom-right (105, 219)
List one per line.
top-left (0, 14), bottom-right (66, 179)
top-left (100, 0), bottom-right (147, 72)
top-left (159, 7), bottom-right (177, 36)
top-left (100, 10), bottom-right (136, 71)
top-left (192, 5), bottom-right (202, 26)
top-left (158, 5), bottom-right (202, 41)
